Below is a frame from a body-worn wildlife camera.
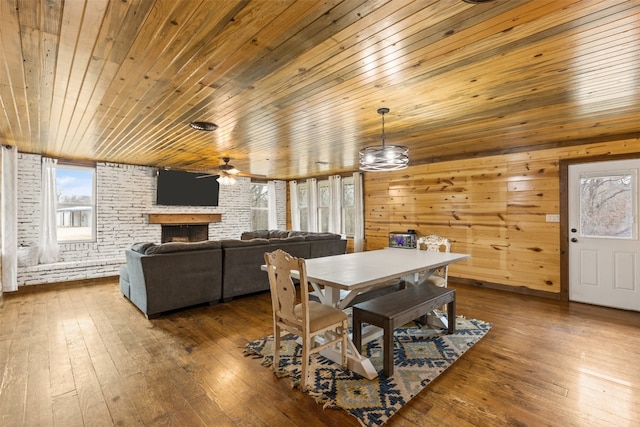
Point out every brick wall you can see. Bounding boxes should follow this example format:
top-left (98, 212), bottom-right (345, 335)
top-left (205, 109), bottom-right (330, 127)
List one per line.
top-left (16, 153), bottom-right (286, 285)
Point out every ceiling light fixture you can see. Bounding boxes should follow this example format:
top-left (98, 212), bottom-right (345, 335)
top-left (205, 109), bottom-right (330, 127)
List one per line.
top-left (216, 157), bottom-right (238, 185)
top-left (359, 108), bottom-right (408, 172)
top-left (216, 172), bottom-right (237, 186)
top-left (189, 121), bottom-right (218, 131)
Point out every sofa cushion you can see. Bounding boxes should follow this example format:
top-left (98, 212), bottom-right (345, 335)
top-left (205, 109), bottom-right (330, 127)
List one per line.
top-left (287, 231), bottom-right (306, 237)
top-left (268, 230), bottom-right (290, 239)
top-left (221, 238), bottom-right (270, 248)
top-left (304, 233), bottom-right (341, 240)
top-left (241, 230), bottom-right (269, 240)
top-left (131, 242), bottom-right (156, 253)
top-left (268, 236), bottom-right (306, 244)
top-left (144, 240), bottom-right (221, 255)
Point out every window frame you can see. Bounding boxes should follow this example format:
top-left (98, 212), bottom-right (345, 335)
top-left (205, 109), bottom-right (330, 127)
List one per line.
top-left (55, 162), bottom-right (97, 243)
top-left (293, 176), bottom-right (357, 236)
top-left (297, 182), bottom-right (309, 231)
top-left (341, 176), bottom-right (355, 236)
top-left (250, 182), bottom-right (269, 230)
top-left (317, 179), bottom-right (330, 232)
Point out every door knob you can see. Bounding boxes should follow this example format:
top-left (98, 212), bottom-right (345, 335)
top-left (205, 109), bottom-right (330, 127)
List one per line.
top-left (571, 228), bottom-right (577, 233)
top-left (571, 238), bottom-right (578, 243)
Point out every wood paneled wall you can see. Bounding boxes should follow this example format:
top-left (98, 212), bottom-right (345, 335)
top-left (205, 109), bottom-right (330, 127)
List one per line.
top-left (364, 138), bottom-right (640, 295)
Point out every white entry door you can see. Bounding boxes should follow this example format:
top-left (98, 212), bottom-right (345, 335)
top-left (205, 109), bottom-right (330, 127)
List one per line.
top-left (568, 158), bottom-right (640, 311)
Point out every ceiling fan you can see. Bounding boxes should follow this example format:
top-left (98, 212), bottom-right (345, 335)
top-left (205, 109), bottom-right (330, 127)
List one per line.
top-left (218, 157), bottom-right (240, 175)
top-left (197, 157), bottom-right (264, 184)
top-left (215, 157), bottom-right (240, 185)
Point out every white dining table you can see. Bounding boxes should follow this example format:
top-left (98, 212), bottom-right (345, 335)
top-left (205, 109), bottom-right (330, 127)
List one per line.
top-left (290, 248), bottom-right (470, 379)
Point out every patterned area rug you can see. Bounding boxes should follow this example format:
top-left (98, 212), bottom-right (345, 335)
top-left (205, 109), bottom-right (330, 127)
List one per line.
top-left (244, 316), bottom-right (491, 426)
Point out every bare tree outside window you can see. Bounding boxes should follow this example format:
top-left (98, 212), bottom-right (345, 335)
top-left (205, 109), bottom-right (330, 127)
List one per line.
top-left (580, 173), bottom-right (635, 238)
top-left (342, 177), bottom-right (355, 235)
top-left (291, 177), bottom-right (358, 235)
top-left (318, 181), bottom-right (330, 232)
top-left (250, 183), bottom-right (269, 230)
top-left (297, 184), bottom-right (309, 231)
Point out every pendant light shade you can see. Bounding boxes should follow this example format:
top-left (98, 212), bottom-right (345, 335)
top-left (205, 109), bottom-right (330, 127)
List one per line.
top-left (359, 108), bottom-right (408, 171)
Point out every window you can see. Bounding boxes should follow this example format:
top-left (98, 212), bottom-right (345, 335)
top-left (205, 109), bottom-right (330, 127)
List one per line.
top-left (250, 183), bottom-right (269, 230)
top-left (56, 164), bottom-right (96, 242)
top-left (342, 176), bottom-right (355, 235)
top-left (293, 176), bottom-right (357, 235)
top-left (297, 183), bottom-right (309, 231)
top-left (579, 171), bottom-right (636, 239)
top-left (317, 180), bottom-right (330, 232)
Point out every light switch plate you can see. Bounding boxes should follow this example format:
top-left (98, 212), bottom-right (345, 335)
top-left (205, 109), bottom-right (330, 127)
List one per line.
top-left (546, 214), bottom-right (560, 223)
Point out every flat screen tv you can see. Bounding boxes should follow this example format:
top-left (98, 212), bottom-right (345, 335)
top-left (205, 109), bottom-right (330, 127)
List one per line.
top-left (156, 169), bottom-right (220, 206)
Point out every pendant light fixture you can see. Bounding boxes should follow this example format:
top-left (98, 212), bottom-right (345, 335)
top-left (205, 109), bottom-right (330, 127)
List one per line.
top-left (359, 108), bottom-right (408, 171)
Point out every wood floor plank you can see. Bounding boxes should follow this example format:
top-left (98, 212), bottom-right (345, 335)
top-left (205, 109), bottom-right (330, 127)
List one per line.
top-left (170, 312), bottom-right (349, 427)
top-left (91, 352), bottom-right (144, 426)
top-left (1, 278), bottom-right (638, 426)
top-left (25, 323), bottom-right (54, 425)
top-left (47, 289), bottom-right (78, 399)
top-left (118, 372), bottom-right (171, 426)
top-left (0, 334), bottom-right (28, 426)
top-left (0, 295), bottom-right (32, 426)
top-left (60, 288), bottom-right (113, 427)
top-left (52, 391), bottom-right (84, 427)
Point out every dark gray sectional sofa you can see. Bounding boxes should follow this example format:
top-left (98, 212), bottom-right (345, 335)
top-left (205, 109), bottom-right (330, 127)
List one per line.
top-left (119, 230), bottom-right (347, 318)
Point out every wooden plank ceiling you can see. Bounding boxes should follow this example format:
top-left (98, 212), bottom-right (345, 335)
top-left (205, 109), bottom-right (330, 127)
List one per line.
top-left (0, 0), bottom-right (638, 180)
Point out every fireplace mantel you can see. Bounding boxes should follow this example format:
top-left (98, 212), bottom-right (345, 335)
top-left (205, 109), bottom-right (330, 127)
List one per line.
top-left (148, 213), bottom-right (222, 225)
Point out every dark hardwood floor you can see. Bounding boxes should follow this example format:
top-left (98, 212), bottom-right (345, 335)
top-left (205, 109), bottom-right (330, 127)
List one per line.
top-left (1, 279), bottom-right (638, 426)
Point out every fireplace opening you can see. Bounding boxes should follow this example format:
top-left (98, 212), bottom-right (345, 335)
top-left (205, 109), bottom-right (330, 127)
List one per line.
top-left (161, 224), bottom-right (208, 243)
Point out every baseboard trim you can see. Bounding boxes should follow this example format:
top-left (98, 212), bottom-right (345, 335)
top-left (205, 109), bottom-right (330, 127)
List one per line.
top-left (13, 276), bottom-right (118, 294)
top-left (450, 278), bottom-right (564, 301)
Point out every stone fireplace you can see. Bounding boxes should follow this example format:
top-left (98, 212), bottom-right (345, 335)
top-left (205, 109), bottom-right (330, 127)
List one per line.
top-left (148, 213), bottom-right (222, 243)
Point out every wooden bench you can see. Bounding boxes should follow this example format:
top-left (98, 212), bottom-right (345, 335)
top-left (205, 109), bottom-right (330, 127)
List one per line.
top-left (352, 284), bottom-right (456, 377)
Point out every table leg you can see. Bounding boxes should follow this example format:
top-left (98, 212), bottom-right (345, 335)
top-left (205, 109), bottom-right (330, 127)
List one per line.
top-left (353, 315), bottom-right (362, 353)
top-left (447, 298), bottom-right (456, 334)
top-left (305, 314), bottom-right (379, 380)
top-left (319, 340), bottom-right (378, 380)
top-left (309, 281), bottom-right (326, 305)
top-left (382, 318), bottom-right (394, 377)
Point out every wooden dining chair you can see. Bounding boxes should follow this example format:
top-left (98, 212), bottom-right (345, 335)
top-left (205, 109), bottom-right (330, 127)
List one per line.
top-left (264, 249), bottom-right (348, 391)
top-left (416, 234), bottom-right (452, 288)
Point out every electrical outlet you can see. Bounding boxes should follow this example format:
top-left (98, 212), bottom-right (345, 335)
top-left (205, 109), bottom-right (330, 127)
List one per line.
top-left (546, 214), bottom-right (560, 223)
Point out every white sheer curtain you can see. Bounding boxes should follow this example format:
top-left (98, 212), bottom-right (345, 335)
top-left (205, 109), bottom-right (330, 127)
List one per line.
top-left (38, 158), bottom-right (59, 264)
top-left (289, 180), bottom-right (300, 230)
top-left (267, 180), bottom-right (278, 229)
top-left (328, 175), bottom-right (342, 234)
top-left (353, 172), bottom-right (365, 252)
top-left (1, 145), bottom-right (18, 293)
top-left (307, 178), bottom-right (318, 232)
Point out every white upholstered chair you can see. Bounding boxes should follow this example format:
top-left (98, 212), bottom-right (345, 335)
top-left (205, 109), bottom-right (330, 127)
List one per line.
top-left (416, 234), bottom-right (451, 288)
top-left (264, 249), bottom-right (348, 391)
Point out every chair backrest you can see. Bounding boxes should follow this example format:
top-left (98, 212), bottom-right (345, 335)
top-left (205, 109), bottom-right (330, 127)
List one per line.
top-left (416, 234), bottom-right (451, 282)
top-left (416, 234), bottom-right (451, 253)
top-left (264, 249), bottom-right (310, 332)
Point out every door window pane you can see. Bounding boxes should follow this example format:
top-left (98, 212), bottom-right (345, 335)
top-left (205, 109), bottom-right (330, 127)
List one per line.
top-left (580, 172), bottom-right (636, 238)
